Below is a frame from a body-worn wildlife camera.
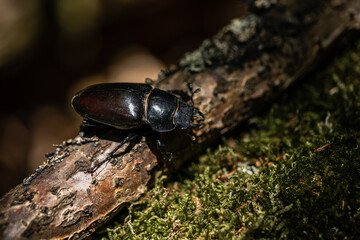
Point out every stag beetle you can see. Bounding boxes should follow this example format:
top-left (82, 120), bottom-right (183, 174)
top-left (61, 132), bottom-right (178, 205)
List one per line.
top-left (72, 82), bottom-right (204, 172)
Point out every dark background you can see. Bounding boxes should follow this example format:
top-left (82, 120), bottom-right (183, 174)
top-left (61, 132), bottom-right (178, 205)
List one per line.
top-left (0, 0), bottom-right (247, 196)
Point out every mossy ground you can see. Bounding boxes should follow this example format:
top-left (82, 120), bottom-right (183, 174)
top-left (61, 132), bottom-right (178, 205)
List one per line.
top-left (96, 41), bottom-right (360, 239)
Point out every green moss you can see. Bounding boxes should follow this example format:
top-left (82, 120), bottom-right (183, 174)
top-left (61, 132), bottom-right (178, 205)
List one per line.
top-left (97, 41), bottom-right (360, 239)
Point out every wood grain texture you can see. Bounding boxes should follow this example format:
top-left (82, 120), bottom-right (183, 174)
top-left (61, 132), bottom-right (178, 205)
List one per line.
top-left (1, 0), bottom-right (359, 239)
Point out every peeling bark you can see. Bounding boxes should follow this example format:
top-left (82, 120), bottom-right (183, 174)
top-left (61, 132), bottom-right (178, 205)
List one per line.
top-left (1, 0), bottom-right (360, 239)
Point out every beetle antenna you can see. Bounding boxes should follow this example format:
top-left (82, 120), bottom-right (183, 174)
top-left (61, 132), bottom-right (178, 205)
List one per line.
top-left (187, 83), bottom-right (200, 106)
top-left (190, 88), bottom-right (200, 105)
top-left (187, 83), bottom-right (193, 93)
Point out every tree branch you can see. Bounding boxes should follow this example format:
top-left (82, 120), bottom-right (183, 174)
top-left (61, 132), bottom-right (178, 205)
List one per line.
top-left (1, 0), bottom-right (360, 239)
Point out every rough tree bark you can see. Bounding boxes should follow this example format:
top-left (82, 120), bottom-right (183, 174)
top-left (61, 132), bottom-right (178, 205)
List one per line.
top-left (1, 0), bottom-right (360, 239)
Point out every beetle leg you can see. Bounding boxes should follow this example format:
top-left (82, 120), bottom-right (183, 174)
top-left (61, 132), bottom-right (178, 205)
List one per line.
top-left (186, 131), bottom-right (196, 141)
top-left (81, 119), bottom-right (97, 127)
top-left (145, 77), bottom-right (155, 85)
top-left (88, 132), bottom-right (138, 173)
top-left (156, 137), bottom-right (173, 162)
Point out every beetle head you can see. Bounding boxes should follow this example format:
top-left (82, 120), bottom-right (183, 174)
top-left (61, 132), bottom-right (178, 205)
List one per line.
top-left (174, 102), bottom-right (205, 130)
top-left (190, 108), bottom-right (205, 128)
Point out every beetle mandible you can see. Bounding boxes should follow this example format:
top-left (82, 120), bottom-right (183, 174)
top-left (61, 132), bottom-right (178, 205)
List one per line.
top-left (72, 82), bottom-right (204, 172)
